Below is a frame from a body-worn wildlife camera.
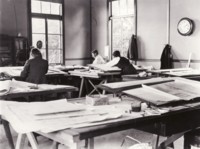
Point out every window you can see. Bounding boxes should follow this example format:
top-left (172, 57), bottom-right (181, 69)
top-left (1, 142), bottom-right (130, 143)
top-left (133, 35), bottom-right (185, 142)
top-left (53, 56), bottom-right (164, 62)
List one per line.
top-left (30, 0), bottom-right (63, 64)
top-left (109, 0), bottom-right (135, 57)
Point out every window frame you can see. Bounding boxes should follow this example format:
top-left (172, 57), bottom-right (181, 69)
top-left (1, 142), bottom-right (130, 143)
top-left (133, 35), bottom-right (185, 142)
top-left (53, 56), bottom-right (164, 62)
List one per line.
top-left (28, 0), bottom-right (65, 65)
top-left (108, 0), bottom-right (137, 59)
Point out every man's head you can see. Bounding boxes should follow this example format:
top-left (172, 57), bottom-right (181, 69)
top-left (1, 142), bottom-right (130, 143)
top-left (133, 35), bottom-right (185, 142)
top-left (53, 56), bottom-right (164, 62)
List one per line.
top-left (36, 40), bottom-right (43, 49)
top-left (30, 48), bottom-right (42, 58)
top-left (91, 50), bottom-right (98, 58)
top-left (112, 50), bottom-right (121, 58)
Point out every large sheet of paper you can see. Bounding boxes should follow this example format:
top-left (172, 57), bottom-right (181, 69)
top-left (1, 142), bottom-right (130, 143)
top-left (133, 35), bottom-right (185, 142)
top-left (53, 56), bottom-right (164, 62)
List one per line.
top-left (164, 69), bottom-right (200, 77)
top-left (88, 64), bottom-right (121, 72)
top-left (123, 86), bottom-right (181, 106)
top-left (101, 77), bottom-right (174, 90)
top-left (1, 100), bottom-right (128, 133)
top-left (0, 79), bottom-right (77, 99)
top-left (0, 80), bottom-right (11, 96)
top-left (123, 78), bottom-right (200, 106)
top-left (124, 78), bottom-right (200, 106)
top-left (150, 79), bottom-right (200, 101)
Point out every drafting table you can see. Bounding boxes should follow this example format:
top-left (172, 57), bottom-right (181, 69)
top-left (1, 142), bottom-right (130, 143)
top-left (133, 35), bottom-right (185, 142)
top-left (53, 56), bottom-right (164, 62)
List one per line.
top-left (3, 97), bottom-right (200, 149)
top-left (97, 77), bottom-right (173, 94)
top-left (0, 80), bottom-right (78, 101)
top-left (69, 70), bottom-right (121, 97)
top-left (0, 66), bottom-right (68, 80)
top-left (148, 68), bottom-right (200, 80)
top-left (0, 80), bottom-right (78, 149)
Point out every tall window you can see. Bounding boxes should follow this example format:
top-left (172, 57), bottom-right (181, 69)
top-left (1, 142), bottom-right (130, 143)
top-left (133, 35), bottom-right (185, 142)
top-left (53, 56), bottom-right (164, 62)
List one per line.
top-left (109, 0), bottom-right (135, 57)
top-left (30, 0), bottom-right (63, 64)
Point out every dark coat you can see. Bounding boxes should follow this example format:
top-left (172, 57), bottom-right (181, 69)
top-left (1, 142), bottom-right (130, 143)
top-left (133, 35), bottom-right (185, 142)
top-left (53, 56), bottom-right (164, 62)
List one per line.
top-left (115, 57), bottom-right (137, 75)
top-left (127, 34), bottom-right (138, 61)
top-left (160, 44), bottom-right (173, 69)
top-left (20, 57), bottom-right (48, 84)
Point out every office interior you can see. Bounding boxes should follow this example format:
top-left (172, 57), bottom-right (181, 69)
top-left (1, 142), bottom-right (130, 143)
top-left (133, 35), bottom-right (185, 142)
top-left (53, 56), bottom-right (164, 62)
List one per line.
top-left (0, 0), bottom-right (200, 149)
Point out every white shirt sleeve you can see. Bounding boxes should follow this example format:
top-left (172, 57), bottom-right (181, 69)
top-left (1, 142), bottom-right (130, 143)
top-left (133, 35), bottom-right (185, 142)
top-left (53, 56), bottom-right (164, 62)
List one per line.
top-left (105, 57), bottom-right (120, 67)
top-left (93, 55), bottom-right (105, 64)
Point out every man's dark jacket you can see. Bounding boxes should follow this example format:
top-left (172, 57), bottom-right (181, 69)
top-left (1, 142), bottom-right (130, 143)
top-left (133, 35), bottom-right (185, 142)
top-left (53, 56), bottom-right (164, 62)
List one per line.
top-left (20, 57), bottom-right (48, 84)
top-left (115, 57), bottom-right (137, 75)
top-left (160, 44), bottom-right (173, 69)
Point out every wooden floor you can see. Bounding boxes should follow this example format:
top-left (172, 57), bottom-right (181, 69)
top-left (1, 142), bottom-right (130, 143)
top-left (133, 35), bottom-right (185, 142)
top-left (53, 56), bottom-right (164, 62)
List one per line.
top-left (0, 125), bottom-right (183, 149)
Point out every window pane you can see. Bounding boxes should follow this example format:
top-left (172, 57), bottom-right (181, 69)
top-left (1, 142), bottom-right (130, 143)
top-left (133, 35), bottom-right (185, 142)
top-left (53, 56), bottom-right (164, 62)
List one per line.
top-left (127, 0), bottom-right (134, 14)
top-left (32, 34), bottom-right (46, 49)
top-left (120, 0), bottom-right (127, 15)
top-left (48, 35), bottom-right (61, 49)
top-left (51, 3), bottom-right (62, 15)
top-left (112, 17), bottom-right (134, 57)
top-left (32, 18), bottom-right (45, 33)
top-left (112, 1), bottom-right (119, 16)
top-left (40, 49), bottom-right (47, 60)
top-left (31, 0), bottom-right (41, 13)
top-left (48, 20), bottom-right (61, 34)
top-left (42, 2), bottom-right (50, 14)
top-left (49, 50), bottom-right (62, 64)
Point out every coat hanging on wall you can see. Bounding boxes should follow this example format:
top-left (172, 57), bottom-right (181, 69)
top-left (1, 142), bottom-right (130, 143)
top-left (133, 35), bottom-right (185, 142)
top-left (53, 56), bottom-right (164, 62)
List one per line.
top-left (127, 34), bottom-right (138, 64)
top-left (160, 44), bottom-right (173, 69)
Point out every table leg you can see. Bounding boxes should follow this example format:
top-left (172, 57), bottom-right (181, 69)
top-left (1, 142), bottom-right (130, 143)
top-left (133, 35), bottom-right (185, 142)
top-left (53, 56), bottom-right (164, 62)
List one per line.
top-left (26, 132), bottom-right (39, 149)
top-left (88, 138), bottom-right (94, 149)
top-left (102, 79), bottom-right (107, 95)
top-left (15, 134), bottom-right (26, 149)
top-left (158, 131), bottom-right (187, 149)
top-left (51, 141), bottom-right (59, 149)
top-left (152, 134), bottom-right (159, 149)
top-left (79, 77), bottom-right (85, 97)
top-left (2, 119), bottom-right (15, 149)
top-left (84, 138), bottom-right (94, 149)
top-left (88, 80), bottom-right (101, 95)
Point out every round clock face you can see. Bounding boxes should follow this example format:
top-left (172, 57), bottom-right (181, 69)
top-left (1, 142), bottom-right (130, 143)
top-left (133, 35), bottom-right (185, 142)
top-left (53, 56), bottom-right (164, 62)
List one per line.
top-left (177, 18), bottom-right (194, 36)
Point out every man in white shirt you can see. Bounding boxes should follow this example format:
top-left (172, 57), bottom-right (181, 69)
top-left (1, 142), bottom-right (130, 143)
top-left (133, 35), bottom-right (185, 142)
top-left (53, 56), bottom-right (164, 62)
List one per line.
top-left (91, 50), bottom-right (105, 64)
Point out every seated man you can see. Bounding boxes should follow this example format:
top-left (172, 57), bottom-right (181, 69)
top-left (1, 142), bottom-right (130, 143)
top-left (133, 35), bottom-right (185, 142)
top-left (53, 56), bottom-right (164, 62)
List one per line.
top-left (106, 50), bottom-right (137, 75)
top-left (91, 49), bottom-right (105, 64)
top-left (20, 48), bottom-right (48, 84)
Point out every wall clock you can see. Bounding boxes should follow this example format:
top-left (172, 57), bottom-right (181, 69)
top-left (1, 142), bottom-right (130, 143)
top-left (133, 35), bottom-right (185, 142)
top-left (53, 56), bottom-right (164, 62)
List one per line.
top-left (177, 18), bottom-right (194, 36)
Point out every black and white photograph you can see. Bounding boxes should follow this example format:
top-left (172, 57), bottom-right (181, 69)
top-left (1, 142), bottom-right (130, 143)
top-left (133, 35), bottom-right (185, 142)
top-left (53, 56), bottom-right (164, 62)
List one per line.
top-left (0, 0), bottom-right (200, 149)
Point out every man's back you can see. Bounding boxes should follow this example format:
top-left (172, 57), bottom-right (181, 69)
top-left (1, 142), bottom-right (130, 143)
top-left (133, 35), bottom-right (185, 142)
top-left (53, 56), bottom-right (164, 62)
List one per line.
top-left (21, 57), bottom-right (48, 84)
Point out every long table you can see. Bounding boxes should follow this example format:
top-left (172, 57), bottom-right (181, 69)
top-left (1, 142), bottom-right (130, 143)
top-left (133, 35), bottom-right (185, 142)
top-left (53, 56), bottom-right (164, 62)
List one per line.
top-left (2, 96), bottom-right (200, 149)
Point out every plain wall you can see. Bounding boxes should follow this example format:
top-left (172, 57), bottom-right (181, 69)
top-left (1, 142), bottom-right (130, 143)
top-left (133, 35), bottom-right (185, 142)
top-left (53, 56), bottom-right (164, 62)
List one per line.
top-left (91, 0), bottom-right (108, 58)
top-left (0, 0), bottom-right (28, 37)
top-left (137, 0), bottom-right (200, 69)
top-left (64, 0), bottom-right (91, 65)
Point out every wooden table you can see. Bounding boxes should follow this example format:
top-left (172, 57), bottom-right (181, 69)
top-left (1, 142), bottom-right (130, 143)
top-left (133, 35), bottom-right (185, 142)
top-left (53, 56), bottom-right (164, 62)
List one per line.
top-left (7, 97), bottom-right (200, 149)
top-left (69, 70), bottom-right (121, 97)
top-left (97, 77), bottom-right (173, 94)
top-left (148, 68), bottom-right (200, 81)
top-left (0, 80), bottom-right (78, 149)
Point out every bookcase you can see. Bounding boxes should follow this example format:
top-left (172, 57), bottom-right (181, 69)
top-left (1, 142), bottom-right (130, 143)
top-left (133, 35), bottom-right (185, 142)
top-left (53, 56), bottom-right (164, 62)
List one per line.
top-left (0, 34), bottom-right (14, 66)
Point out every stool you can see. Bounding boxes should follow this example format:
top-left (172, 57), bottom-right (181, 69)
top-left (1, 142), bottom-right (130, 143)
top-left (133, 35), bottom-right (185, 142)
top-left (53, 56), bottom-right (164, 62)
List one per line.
top-left (184, 129), bottom-right (200, 149)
